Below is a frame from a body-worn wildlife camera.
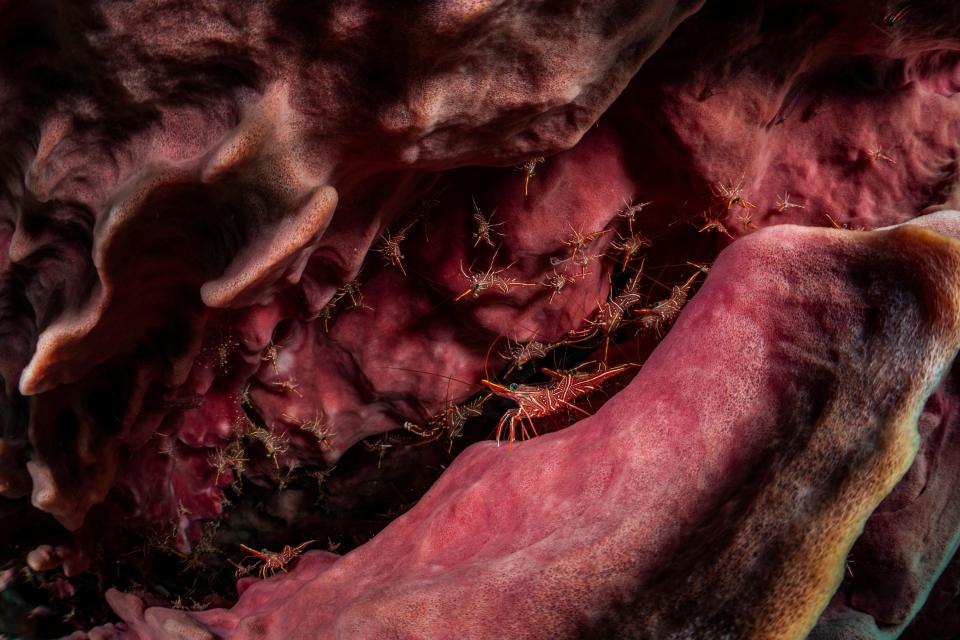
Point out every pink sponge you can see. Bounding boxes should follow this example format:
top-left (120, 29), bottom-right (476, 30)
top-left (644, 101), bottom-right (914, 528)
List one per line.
top-left (101, 217), bottom-right (960, 639)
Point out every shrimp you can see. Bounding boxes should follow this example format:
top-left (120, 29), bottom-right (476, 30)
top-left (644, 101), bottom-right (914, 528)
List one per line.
top-left (236, 541), bottom-right (313, 579)
top-left (482, 364), bottom-right (635, 444)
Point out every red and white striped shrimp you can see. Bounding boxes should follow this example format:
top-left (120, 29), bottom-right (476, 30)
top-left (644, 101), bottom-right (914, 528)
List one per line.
top-left (237, 540), bottom-right (313, 579)
top-left (455, 249), bottom-right (535, 301)
top-left (481, 363), bottom-right (635, 444)
top-left (567, 263), bottom-right (646, 359)
top-left (635, 264), bottom-right (707, 335)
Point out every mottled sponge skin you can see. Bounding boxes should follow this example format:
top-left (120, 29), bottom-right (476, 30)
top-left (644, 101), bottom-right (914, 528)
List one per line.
top-left (810, 211), bottom-right (960, 640)
top-left (94, 221), bottom-right (960, 639)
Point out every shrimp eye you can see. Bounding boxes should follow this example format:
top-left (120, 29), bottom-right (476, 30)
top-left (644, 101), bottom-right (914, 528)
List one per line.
top-left (508, 383), bottom-right (519, 391)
